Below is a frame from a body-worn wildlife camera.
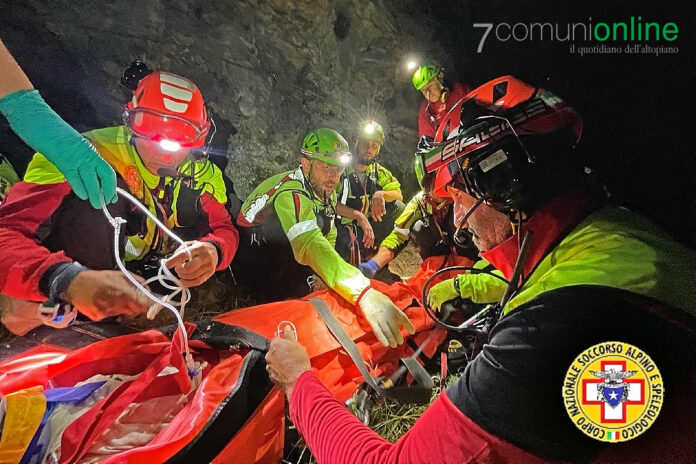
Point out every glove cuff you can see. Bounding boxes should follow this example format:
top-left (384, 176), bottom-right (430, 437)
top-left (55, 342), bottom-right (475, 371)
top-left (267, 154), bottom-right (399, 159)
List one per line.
top-left (0, 89), bottom-right (42, 120)
top-left (355, 285), bottom-right (373, 307)
top-left (361, 259), bottom-right (381, 277)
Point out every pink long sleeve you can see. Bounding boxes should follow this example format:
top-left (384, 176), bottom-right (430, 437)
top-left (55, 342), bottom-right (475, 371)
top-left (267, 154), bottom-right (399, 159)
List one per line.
top-left (289, 370), bottom-right (543, 464)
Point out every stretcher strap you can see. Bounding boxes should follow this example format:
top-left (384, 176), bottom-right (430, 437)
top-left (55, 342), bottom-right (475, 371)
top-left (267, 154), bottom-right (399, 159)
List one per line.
top-left (308, 298), bottom-right (383, 396)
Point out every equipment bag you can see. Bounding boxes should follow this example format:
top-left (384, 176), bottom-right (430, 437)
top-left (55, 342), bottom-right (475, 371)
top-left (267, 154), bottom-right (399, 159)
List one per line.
top-left (0, 322), bottom-right (282, 464)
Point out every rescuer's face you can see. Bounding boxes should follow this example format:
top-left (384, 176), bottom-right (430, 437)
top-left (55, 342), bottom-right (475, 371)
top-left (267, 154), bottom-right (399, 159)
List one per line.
top-left (356, 139), bottom-right (381, 165)
top-left (421, 79), bottom-right (444, 103)
top-left (303, 158), bottom-right (343, 198)
top-left (447, 185), bottom-right (512, 252)
top-left (134, 138), bottom-right (190, 177)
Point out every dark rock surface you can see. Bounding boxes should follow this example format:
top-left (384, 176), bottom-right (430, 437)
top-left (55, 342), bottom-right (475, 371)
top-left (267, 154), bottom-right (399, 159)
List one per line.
top-left (1, 0), bottom-right (455, 199)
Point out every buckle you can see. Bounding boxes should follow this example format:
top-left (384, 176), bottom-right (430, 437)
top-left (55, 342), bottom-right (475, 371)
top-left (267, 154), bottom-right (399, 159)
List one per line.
top-left (38, 300), bottom-right (77, 329)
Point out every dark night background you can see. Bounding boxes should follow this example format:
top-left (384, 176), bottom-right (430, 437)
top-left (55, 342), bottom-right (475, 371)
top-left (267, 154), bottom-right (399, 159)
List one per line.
top-left (425, 0), bottom-right (695, 247)
top-left (1, 0), bottom-right (694, 246)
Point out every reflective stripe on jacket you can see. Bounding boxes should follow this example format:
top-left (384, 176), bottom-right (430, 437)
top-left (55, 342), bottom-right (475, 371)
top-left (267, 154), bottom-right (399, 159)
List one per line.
top-left (238, 166), bottom-right (370, 304)
top-left (482, 202), bottom-right (696, 315)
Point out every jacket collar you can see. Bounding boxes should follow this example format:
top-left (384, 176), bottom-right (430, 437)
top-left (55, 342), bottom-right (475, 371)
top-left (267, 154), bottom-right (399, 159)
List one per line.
top-left (480, 190), bottom-right (597, 281)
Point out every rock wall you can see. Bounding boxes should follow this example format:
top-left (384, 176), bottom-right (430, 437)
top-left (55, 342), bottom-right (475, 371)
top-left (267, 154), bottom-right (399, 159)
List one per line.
top-left (3, 0), bottom-right (451, 199)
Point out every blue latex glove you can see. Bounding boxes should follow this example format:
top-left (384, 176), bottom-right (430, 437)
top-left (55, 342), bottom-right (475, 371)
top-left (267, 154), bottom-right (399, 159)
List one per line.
top-left (0, 89), bottom-right (117, 208)
top-left (359, 259), bottom-right (381, 278)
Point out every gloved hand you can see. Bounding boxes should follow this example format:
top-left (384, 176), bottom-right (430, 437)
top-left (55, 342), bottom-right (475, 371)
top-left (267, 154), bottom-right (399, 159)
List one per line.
top-left (427, 277), bottom-right (460, 312)
top-left (358, 288), bottom-right (415, 347)
top-left (0, 89), bottom-right (117, 208)
top-left (359, 259), bottom-right (381, 278)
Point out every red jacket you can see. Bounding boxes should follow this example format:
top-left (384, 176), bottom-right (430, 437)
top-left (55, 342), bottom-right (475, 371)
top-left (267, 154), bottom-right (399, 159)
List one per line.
top-left (0, 126), bottom-right (238, 301)
top-left (417, 81), bottom-right (471, 138)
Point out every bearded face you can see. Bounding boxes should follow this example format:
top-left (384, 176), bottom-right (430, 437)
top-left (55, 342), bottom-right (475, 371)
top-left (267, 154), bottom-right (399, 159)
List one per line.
top-left (355, 139), bottom-right (381, 165)
top-left (302, 158), bottom-right (343, 198)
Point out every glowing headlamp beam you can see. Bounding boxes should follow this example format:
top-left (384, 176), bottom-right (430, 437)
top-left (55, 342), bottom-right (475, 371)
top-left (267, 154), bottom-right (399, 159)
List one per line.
top-left (339, 153), bottom-right (352, 165)
top-left (160, 139), bottom-right (182, 151)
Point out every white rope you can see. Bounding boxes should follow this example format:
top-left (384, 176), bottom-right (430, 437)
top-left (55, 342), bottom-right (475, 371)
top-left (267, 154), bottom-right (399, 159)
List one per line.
top-left (102, 187), bottom-right (194, 371)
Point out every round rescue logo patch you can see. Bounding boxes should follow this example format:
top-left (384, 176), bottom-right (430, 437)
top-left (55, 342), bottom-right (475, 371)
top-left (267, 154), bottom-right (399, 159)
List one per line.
top-left (562, 341), bottom-right (663, 442)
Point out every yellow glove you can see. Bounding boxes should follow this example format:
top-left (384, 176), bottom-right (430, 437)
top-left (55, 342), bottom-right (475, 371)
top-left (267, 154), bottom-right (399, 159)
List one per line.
top-left (427, 278), bottom-right (459, 312)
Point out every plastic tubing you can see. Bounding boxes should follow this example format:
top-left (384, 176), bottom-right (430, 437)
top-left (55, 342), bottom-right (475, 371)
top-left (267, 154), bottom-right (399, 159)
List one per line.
top-left (101, 187), bottom-right (193, 364)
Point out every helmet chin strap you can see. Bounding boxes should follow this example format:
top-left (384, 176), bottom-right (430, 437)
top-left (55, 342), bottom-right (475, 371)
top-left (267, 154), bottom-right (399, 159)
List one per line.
top-left (452, 195), bottom-right (487, 242)
top-left (304, 162), bottom-right (323, 202)
top-left (199, 116), bottom-right (216, 159)
top-left (157, 167), bottom-right (185, 178)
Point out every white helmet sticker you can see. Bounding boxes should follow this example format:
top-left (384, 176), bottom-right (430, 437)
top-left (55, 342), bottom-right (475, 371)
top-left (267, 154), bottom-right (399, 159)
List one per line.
top-left (479, 149), bottom-right (508, 173)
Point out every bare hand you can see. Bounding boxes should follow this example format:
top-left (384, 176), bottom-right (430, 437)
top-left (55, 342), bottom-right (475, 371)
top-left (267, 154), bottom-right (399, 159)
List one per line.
top-left (265, 326), bottom-right (311, 398)
top-left (356, 214), bottom-right (375, 248)
top-left (165, 240), bottom-right (218, 287)
top-left (62, 270), bottom-right (151, 320)
top-left (370, 192), bottom-right (386, 222)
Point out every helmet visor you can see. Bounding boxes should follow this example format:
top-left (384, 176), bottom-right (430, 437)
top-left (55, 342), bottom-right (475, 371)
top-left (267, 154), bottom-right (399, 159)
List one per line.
top-left (125, 108), bottom-right (208, 145)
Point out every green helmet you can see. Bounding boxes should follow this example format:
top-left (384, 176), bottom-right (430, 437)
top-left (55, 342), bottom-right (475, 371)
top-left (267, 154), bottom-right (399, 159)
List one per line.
top-left (301, 128), bottom-right (352, 166)
top-left (358, 120), bottom-right (385, 145)
top-left (412, 64), bottom-right (442, 90)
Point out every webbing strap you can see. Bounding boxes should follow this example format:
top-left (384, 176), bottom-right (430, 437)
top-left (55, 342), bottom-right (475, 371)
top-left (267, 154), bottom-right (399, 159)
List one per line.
top-left (308, 298), bottom-right (384, 395)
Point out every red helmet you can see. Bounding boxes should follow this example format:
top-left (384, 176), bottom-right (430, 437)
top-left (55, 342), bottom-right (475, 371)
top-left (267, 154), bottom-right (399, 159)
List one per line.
top-left (123, 71), bottom-right (210, 148)
top-left (425, 75), bottom-right (583, 210)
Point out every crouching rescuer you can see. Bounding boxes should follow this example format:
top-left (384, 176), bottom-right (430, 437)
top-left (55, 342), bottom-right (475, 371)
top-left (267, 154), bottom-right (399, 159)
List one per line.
top-left (265, 76), bottom-right (696, 463)
top-left (0, 71), bottom-right (238, 334)
top-left (233, 128), bottom-right (414, 347)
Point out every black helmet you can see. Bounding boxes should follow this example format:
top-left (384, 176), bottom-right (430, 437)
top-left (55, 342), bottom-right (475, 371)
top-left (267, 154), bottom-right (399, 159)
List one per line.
top-left (121, 60), bottom-right (153, 91)
top-left (424, 75), bottom-right (583, 216)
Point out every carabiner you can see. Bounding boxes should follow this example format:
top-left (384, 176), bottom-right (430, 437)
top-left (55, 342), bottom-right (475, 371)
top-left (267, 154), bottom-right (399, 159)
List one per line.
top-left (275, 320), bottom-right (297, 340)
